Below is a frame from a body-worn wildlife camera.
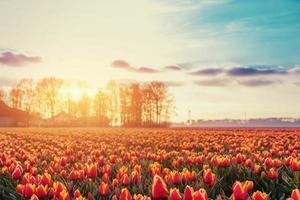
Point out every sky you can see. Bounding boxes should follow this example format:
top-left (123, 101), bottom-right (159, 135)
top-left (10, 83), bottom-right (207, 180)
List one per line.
top-left (0, 0), bottom-right (300, 122)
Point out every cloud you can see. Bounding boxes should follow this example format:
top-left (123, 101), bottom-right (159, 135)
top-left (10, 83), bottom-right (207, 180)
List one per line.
top-left (238, 79), bottom-right (280, 87)
top-left (111, 59), bottom-right (130, 69)
top-left (227, 66), bottom-right (288, 77)
top-left (163, 81), bottom-right (185, 87)
top-left (135, 67), bottom-right (160, 73)
top-left (0, 51), bottom-right (41, 67)
top-left (194, 79), bottom-right (230, 87)
top-left (189, 68), bottom-right (223, 76)
top-left (111, 60), bottom-right (159, 73)
top-left (163, 65), bottom-right (182, 71)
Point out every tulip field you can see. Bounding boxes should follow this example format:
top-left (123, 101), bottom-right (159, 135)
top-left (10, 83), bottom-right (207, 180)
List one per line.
top-left (0, 128), bottom-right (299, 200)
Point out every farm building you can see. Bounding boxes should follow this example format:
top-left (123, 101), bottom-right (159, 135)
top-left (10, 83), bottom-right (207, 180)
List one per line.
top-left (0, 100), bottom-right (28, 127)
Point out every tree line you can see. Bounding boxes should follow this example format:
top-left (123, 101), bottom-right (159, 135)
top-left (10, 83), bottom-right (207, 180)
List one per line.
top-left (0, 78), bottom-right (174, 127)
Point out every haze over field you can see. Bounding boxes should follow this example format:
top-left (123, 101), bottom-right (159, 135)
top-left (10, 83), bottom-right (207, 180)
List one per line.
top-left (1, 0), bottom-right (300, 122)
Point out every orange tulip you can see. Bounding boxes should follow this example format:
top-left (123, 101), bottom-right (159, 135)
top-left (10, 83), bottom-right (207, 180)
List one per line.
top-left (290, 159), bottom-right (300, 171)
top-left (120, 188), bottom-right (132, 200)
top-left (252, 191), bottom-right (268, 200)
top-left (244, 181), bottom-right (253, 192)
top-left (169, 188), bottom-right (182, 200)
top-left (151, 175), bottom-right (168, 199)
top-left (99, 182), bottom-right (110, 196)
top-left (59, 190), bottom-right (70, 200)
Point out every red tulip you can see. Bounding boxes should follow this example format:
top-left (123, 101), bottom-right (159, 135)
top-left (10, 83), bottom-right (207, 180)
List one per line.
top-left (183, 185), bottom-right (194, 200)
top-left (73, 189), bottom-right (81, 198)
top-left (30, 194), bottom-right (39, 200)
top-left (151, 175), bottom-right (168, 199)
top-left (24, 183), bottom-right (36, 198)
top-left (268, 168), bottom-right (278, 179)
top-left (12, 167), bottom-right (22, 180)
top-left (36, 185), bottom-right (48, 198)
top-left (87, 164), bottom-right (97, 179)
top-left (193, 188), bottom-right (208, 200)
top-left (232, 181), bottom-right (248, 200)
top-left (236, 154), bottom-right (245, 164)
top-left (170, 188), bottom-right (182, 200)
top-left (289, 189), bottom-right (300, 200)
top-left (121, 174), bottom-right (131, 186)
top-left (41, 173), bottom-right (52, 186)
top-left (171, 171), bottom-right (182, 184)
top-left (202, 168), bottom-right (216, 187)
top-left (252, 191), bottom-right (268, 200)
top-left (16, 184), bottom-right (24, 195)
top-left (120, 188), bottom-right (132, 200)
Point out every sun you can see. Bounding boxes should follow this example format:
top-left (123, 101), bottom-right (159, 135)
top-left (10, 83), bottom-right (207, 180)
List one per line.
top-left (69, 87), bottom-right (84, 101)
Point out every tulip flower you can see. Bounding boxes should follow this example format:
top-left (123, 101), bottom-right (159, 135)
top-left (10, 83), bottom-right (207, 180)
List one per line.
top-left (151, 175), bottom-right (168, 199)
top-left (24, 183), bottom-right (36, 198)
top-left (232, 181), bottom-right (248, 200)
top-left (99, 182), bottom-right (110, 196)
top-left (236, 153), bottom-right (245, 164)
top-left (30, 194), bottom-right (39, 200)
top-left (120, 188), bottom-right (132, 200)
top-left (193, 188), bottom-right (208, 200)
top-left (268, 168), bottom-right (278, 180)
top-left (12, 167), bottom-right (22, 180)
top-left (203, 168), bottom-right (216, 187)
top-left (121, 174), bottom-right (131, 186)
top-left (86, 164), bottom-right (97, 179)
top-left (252, 191), bottom-right (268, 200)
top-left (169, 188), bottom-right (182, 200)
top-left (41, 173), bottom-right (52, 186)
top-left (171, 171), bottom-right (182, 184)
top-left (59, 190), bottom-right (70, 200)
top-left (74, 189), bottom-right (81, 198)
top-left (290, 159), bottom-right (300, 171)
top-left (16, 184), bottom-right (24, 195)
top-left (289, 189), bottom-right (300, 200)
top-left (183, 185), bottom-right (194, 200)
top-left (36, 185), bottom-right (48, 198)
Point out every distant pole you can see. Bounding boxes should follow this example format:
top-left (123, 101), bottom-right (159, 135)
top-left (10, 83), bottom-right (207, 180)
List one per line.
top-left (244, 112), bottom-right (247, 128)
top-left (187, 108), bottom-right (191, 126)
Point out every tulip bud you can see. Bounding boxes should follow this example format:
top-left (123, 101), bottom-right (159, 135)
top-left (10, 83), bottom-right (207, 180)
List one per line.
top-left (151, 175), bottom-right (168, 199)
top-left (183, 185), bottom-right (194, 200)
top-left (169, 188), bottom-right (181, 200)
top-left (252, 191), bottom-right (268, 200)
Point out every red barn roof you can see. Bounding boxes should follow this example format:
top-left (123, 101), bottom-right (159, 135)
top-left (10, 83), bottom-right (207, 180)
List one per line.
top-left (0, 100), bottom-right (28, 120)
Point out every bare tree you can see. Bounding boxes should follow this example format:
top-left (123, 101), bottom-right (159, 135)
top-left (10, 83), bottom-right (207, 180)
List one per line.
top-left (36, 77), bottom-right (63, 118)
